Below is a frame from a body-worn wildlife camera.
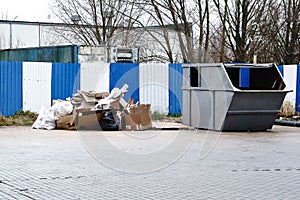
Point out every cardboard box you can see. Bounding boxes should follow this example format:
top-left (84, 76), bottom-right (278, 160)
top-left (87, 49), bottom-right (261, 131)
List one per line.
top-left (123, 114), bottom-right (141, 130)
top-left (56, 115), bottom-right (76, 130)
top-left (140, 113), bottom-right (152, 130)
top-left (122, 104), bottom-right (152, 130)
top-left (76, 109), bottom-right (104, 130)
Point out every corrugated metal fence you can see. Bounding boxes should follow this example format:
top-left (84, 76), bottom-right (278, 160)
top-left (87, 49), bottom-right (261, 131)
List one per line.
top-left (110, 63), bottom-right (140, 103)
top-left (0, 62), bottom-right (22, 116)
top-left (0, 62), bottom-right (80, 115)
top-left (0, 61), bottom-right (182, 116)
top-left (1, 62), bottom-right (299, 116)
top-left (278, 64), bottom-right (300, 113)
top-left (82, 63), bottom-right (182, 115)
top-left (169, 64), bottom-right (183, 115)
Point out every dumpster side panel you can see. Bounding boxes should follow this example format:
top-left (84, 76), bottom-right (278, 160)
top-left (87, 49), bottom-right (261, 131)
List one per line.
top-left (190, 90), bottom-right (213, 129)
top-left (182, 90), bottom-right (190, 125)
top-left (223, 114), bottom-right (275, 131)
top-left (182, 65), bottom-right (191, 125)
top-left (215, 91), bottom-right (234, 131)
top-left (182, 63), bottom-right (233, 91)
top-left (182, 63), bottom-right (234, 129)
top-left (201, 66), bottom-right (233, 91)
top-left (182, 65), bottom-right (190, 88)
top-left (189, 90), bottom-right (234, 130)
top-left (222, 91), bottom-right (288, 131)
top-left (228, 92), bottom-right (286, 111)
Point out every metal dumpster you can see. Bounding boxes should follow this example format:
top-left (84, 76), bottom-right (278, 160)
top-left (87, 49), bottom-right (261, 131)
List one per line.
top-left (182, 63), bottom-right (290, 131)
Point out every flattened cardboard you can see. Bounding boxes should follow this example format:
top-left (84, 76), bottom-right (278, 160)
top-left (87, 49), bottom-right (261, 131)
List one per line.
top-left (140, 114), bottom-right (152, 130)
top-left (56, 115), bottom-right (76, 130)
top-left (124, 114), bottom-right (140, 130)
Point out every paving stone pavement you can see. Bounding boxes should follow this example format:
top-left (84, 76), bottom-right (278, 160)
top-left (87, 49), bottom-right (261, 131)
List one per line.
top-left (0, 125), bottom-right (300, 199)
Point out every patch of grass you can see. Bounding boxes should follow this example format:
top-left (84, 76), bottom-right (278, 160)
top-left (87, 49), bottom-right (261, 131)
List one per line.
top-left (151, 111), bottom-right (182, 123)
top-left (151, 111), bottom-right (167, 121)
top-left (166, 113), bottom-right (182, 123)
top-left (167, 113), bottom-right (182, 118)
top-left (0, 116), bottom-right (14, 126)
top-left (0, 110), bottom-right (38, 126)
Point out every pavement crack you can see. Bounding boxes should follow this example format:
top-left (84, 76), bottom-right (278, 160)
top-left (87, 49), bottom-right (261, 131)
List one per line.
top-left (231, 168), bottom-right (300, 173)
top-left (39, 175), bottom-right (86, 180)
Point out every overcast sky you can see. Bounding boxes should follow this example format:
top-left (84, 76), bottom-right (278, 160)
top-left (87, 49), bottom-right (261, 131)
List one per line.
top-left (0, 0), bottom-right (52, 22)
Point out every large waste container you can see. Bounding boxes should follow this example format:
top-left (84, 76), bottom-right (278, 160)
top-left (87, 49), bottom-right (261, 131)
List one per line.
top-left (182, 63), bottom-right (290, 131)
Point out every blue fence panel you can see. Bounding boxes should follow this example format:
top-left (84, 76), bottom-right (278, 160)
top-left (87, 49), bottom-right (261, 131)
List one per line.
top-left (110, 63), bottom-right (139, 102)
top-left (277, 65), bottom-right (284, 77)
top-left (240, 68), bottom-right (250, 88)
top-left (0, 62), bottom-right (22, 116)
top-left (296, 65), bottom-right (300, 113)
top-left (169, 64), bottom-right (182, 115)
top-left (51, 63), bottom-right (80, 102)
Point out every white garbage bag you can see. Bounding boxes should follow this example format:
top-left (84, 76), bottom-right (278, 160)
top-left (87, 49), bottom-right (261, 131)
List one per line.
top-left (32, 106), bottom-right (56, 130)
top-left (52, 100), bottom-right (73, 120)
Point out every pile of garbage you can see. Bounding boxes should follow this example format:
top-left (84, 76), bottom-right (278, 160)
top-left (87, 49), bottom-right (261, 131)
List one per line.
top-left (32, 84), bottom-right (152, 131)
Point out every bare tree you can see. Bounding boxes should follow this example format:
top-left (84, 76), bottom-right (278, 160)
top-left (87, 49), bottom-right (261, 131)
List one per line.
top-left (50, 0), bottom-right (214, 63)
top-left (250, 0), bottom-right (300, 64)
top-left (135, 0), bottom-right (211, 63)
top-left (51, 0), bottom-right (142, 46)
top-left (213, 0), bottom-right (268, 62)
top-left (251, 0), bottom-right (282, 63)
top-left (191, 0), bottom-right (211, 62)
top-left (281, 0), bottom-right (300, 64)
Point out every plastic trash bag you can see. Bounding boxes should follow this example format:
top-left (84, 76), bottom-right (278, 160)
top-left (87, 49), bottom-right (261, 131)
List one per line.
top-left (32, 106), bottom-right (56, 130)
top-left (52, 100), bottom-right (73, 120)
top-left (100, 110), bottom-right (119, 131)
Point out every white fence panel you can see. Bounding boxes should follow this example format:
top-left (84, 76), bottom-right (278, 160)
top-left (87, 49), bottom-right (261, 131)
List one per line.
top-left (23, 62), bottom-right (52, 113)
top-left (283, 65), bottom-right (297, 104)
top-left (139, 63), bottom-right (169, 114)
top-left (80, 62), bottom-right (110, 92)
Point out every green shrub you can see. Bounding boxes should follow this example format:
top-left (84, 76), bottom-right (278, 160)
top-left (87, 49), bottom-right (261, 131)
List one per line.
top-left (167, 113), bottom-right (182, 118)
top-left (0, 110), bottom-right (38, 126)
